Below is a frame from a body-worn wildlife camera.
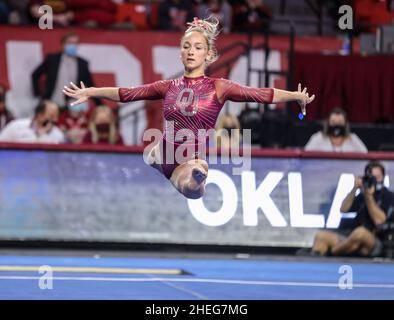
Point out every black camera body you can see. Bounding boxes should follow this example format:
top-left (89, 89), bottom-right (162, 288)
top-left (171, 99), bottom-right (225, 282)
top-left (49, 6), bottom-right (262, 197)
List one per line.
top-left (362, 165), bottom-right (377, 189)
top-left (362, 174), bottom-right (377, 189)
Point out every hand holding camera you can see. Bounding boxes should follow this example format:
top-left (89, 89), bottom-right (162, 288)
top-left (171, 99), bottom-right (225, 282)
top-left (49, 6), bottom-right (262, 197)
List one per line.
top-left (354, 176), bottom-right (363, 189)
top-left (362, 166), bottom-right (377, 195)
top-left (353, 174), bottom-right (376, 196)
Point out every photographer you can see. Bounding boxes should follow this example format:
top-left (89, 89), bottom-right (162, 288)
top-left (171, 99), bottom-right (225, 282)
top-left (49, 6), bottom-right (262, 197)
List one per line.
top-left (311, 161), bottom-right (394, 257)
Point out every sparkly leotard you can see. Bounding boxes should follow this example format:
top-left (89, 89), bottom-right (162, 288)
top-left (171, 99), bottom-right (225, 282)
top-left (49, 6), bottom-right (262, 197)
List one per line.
top-left (119, 76), bottom-right (273, 179)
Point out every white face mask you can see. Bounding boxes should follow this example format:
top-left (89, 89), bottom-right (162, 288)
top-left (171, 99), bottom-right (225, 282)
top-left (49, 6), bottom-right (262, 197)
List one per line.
top-left (69, 101), bottom-right (88, 113)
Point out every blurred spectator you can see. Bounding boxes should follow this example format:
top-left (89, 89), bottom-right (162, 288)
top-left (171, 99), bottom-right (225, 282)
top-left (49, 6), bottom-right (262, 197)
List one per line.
top-left (232, 0), bottom-right (272, 33)
top-left (158, 0), bottom-right (194, 31)
top-left (29, 0), bottom-right (71, 27)
top-left (197, 0), bottom-right (232, 33)
top-left (6, 0), bottom-right (30, 25)
top-left (304, 107), bottom-right (368, 153)
top-left (29, 0), bottom-right (117, 28)
top-left (83, 105), bottom-right (123, 145)
top-left (0, 100), bottom-right (64, 143)
top-left (0, 84), bottom-right (14, 131)
top-left (214, 113), bottom-right (241, 148)
top-left (238, 104), bottom-right (262, 145)
top-left (355, 0), bottom-right (394, 33)
top-left (58, 101), bottom-right (90, 144)
top-left (32, 32), bottom-right (97, 110)
top-left (0, 0), bottom-right (9, 24)
top-left (114, 1), bottom-right (159, 30)
top-left (303, 161), bottom-right (394, 257)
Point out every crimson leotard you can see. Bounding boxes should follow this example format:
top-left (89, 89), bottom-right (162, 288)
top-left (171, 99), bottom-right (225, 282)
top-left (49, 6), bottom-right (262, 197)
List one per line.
top-left (119, 76), bottom-right (273, 179)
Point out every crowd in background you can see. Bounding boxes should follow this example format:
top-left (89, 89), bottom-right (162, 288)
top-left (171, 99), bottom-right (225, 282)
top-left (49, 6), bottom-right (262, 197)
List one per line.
top-left (0, 0), bottom-right (274, 33)
top-left (0, 1), bottom-right (392, 33)
top-left (0, 0), bottom-right (278, 146)
top-left (0, 25), bottom-right (370, 152)
top-left (0, 0), bottom-right (392, 148)
top-left (0, 31), bottom-right (124, 146)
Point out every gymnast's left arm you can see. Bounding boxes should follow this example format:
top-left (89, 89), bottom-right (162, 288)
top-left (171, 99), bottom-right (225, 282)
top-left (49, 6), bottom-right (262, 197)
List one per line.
top-left (272, 84), bottom-right (315, 115)
top-left (216, 79), bottom-right (315, 115)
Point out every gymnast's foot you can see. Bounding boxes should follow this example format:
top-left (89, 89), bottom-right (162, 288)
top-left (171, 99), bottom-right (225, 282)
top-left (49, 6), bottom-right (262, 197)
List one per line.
top-left (192, 167), bottom-right (207, 184)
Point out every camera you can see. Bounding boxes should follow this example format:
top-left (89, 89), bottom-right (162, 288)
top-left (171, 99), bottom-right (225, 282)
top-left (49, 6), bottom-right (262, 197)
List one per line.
top-left (362, 166), bottom-right (377, 189)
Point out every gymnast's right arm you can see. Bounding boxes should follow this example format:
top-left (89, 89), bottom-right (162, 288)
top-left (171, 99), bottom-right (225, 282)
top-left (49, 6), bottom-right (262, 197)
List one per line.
top-left (63, 80), bottom-right (170, 106)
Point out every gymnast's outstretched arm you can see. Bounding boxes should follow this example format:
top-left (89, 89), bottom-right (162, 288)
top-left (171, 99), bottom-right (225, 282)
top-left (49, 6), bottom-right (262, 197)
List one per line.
top-left (63, 80), bottom-right (170, 106)
top-left (215, 79), bottom-right (315, 115)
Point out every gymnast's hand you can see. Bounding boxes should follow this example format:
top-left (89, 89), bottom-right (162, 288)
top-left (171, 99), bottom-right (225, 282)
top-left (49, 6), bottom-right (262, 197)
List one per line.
top-left (63, 81), bottom-right (91, 106)
top-left (296, 83), bottom-right (315, 116)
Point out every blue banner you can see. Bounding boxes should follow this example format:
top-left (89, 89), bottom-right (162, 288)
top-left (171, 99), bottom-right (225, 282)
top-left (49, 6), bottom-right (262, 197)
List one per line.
top-left (0, 148), bottom-right (392, 247)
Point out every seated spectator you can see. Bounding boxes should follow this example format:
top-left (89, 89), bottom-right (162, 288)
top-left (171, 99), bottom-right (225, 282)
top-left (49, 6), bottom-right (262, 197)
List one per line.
top-left (29, 0), bottom-right (71, 27)
top-left (304, 107), bottom-right (368, 153)
top-left (238, 104), bottom-right (262, 145)
top-left (355, 0), bottom-right (394, 33)
top-left (6, 0), bottom-right (30, 25)
top-left (213, 113), bottom-right (241, 148)
top-left (158, 0), bottom-right (194, 31)
top-left (114, 1), bottom-right (159, 30)
top-left (0, 100), bottom-right (64, 144)
top-left (29, 0), bottom-right (117, 28)
top-left (197, 0), bottom-right (232, 33)
top-left (232, 0), bottom-right (272, 33)
top-left (83, 105), bottom-right (123, 145)
top-left (32, 31), bottom-right (98, 110)
top-left (0, 0), bottom-right (10, 24)
top-left (0, 84), bottom-right (14, 131)
top-left (58, 101), bottom-right (90, 144)
top-left (305, 161), bottom-right (394, 257)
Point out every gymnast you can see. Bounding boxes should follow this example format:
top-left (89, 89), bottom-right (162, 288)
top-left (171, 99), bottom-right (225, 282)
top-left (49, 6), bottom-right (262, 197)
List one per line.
top-left (63, 16), bottom-right (315, 199)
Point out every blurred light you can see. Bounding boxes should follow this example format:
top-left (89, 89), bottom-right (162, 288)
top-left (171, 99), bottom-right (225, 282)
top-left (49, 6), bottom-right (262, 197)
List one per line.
top-left (298, 113), bottom-right (304, 120)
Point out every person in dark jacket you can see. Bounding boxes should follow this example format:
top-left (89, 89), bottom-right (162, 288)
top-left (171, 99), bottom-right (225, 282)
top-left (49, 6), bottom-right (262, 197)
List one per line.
top-left (32, 31), bottom-right (98, 110)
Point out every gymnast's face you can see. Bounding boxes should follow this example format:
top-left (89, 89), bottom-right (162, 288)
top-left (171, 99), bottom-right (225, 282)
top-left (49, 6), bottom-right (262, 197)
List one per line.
top-left (181, 31), bottom-right (212, 73)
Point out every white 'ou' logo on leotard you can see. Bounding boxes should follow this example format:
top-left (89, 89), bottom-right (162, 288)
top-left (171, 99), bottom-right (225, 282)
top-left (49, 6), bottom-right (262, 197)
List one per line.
top-left (176, 88), bottom-right (198, 116)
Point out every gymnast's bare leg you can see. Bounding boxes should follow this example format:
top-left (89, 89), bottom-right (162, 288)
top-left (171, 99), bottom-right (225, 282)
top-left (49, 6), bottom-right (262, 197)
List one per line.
top-left (147, 143), bottom-right (208, 199)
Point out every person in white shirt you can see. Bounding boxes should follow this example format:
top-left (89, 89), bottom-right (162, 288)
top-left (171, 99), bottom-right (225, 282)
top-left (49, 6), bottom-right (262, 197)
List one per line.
top-left (0, 100), bottom-right (65, 144)
top-left (304, 107), bottom-right (368, 153)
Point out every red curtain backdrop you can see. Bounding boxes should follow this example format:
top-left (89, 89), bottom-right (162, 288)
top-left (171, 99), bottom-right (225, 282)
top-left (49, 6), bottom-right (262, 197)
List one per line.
top-left (293, 53), bottom-right (394, 123)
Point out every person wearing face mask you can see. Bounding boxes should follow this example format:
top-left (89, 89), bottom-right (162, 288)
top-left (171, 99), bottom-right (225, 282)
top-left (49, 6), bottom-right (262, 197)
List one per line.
top-left (31, 32), bottom-right (98, 111)
top-left (0, 100), bottom-right (64, 144)
top-left (304, 107), bottom-right (367, 153)
top-left (82, 105), bottom-right (123, 145)
top-left (58, 100), bottom-right (90, 144)
top-left (302, 161), bottom-right (394, 258)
